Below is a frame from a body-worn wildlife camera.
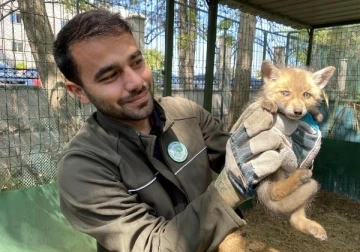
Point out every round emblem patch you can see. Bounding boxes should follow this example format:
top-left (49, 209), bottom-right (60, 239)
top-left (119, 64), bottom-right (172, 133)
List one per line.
top-left (167, 141), bottom-right (188, 163)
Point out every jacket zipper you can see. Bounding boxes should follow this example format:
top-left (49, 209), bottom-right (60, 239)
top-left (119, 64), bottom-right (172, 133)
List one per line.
top-left (158, 125), bottom-right (190, 204)
top-left (136, 123), bottom-right (190, 205)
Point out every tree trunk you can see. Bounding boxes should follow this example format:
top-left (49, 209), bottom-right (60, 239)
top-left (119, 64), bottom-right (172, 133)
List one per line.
top-left (18, 0), bottom-right (80, 141)
top-left (227, 13), bottom-right (256, 131)
top-left (177, 0), bottom-right (196, 89)
top-left (274, 46), bottom-right (285, 67)
top-left (17, 0), bottom-right (65, 109)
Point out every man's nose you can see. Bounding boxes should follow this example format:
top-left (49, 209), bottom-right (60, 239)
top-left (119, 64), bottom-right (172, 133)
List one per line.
top-left (122, 68), bottom-right (144, 91)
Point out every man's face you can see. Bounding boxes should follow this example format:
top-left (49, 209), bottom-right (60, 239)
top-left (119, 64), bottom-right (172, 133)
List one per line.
top-left (66, 33), bottom-right (154, 122)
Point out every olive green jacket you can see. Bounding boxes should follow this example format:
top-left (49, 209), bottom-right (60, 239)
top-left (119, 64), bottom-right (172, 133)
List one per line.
top-left (57, 96), bottom-right (246, 252)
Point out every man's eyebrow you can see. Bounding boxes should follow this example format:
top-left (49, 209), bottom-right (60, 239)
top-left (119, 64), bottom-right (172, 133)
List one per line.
top-left (130, 50), bottom-right (142, 59)
top-left (93, 51), bottom-right (142, 81)
top-left (94, 63), bottom-right (119, 81)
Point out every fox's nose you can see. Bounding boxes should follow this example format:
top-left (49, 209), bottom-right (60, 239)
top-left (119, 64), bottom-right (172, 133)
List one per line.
top-left (294, 110), bottom-right (303, 116)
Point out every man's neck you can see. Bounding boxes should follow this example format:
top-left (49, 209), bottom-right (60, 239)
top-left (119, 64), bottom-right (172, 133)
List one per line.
top-left (118, 117), bottom-right (151, 135)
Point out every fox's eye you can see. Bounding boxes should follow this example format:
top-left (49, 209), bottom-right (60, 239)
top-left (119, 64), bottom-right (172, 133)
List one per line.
top-left (281, 91), bottom-right (290, 96)
top-left (303, 92), bottom-right (311, 98)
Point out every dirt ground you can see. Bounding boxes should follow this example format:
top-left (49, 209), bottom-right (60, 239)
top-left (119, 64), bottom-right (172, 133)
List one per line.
top-left (238, 190), bottom-right (360, 252)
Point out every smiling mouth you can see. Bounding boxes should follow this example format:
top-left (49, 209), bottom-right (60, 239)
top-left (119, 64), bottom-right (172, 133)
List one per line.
top-left (128, 91), bottom-right (148, 103)
top-left (118, 84), bottom-right (150, 105)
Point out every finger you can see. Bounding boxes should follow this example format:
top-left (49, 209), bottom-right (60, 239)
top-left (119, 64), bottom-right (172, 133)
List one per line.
top-left (231, 130), bottom-right (283, 164)
top-left (230, 102), bottom-right (274, 136)
top-left (247, 150), bottom-right (282, 179)
top-left (230, 102), bottom-right (263, 133)
top-left (243, 108), bottom-right (274, 137)
top-left (228, 150), bottom-right (283, 195)
top-left (279, 147), bottom-right (298, 172)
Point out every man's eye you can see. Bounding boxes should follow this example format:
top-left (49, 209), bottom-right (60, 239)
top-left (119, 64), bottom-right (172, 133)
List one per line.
top-left (303, 92), bottom-right (311, 98)
top-left (133, 58), bottom-right (143, 67)
top-left (281, 91), bottom-right (290, 96)
top-left (100, 72), bottom-right (118, 82)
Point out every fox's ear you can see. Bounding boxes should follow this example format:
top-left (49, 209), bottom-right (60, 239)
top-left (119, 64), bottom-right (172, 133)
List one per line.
top-left (312, 66), bottom-right (336, 89)
top-left (261, 60), bottom-right (280, 81)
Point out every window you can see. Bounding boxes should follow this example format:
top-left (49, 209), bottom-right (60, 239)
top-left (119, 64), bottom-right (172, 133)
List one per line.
top-left (12, 42), bottom-right (23, 52)
top-left (11, 13), bottom-right (21, 24)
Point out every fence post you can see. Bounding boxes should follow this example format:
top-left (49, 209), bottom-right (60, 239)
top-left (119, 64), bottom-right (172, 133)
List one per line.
top-left (163, 0), bottom-right (175, 97)
top-left (203, 0), bottom-right (218, 113)
top-left (262, 31), bottom-right (268, 61)
top-left (306, 28), bottom-right (314, 67)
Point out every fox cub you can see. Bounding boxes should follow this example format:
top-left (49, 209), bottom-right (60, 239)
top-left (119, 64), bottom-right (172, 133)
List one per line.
top-left (256, 60), bottom-right (335, 241)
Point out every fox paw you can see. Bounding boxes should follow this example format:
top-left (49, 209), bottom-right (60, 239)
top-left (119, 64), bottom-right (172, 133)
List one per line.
top-left (314, 113), bottom-right (324, 122)
top-left (294, 169), bottom-right (312, 184)
top-left (308, 223), bottom-right (327, 241)
top-left (292, 218), bottom-right (327, 241)
top-left (261, 99), bottom-right (278, 113)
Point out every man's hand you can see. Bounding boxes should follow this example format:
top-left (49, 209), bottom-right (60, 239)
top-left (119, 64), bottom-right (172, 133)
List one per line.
top-left (215, 102), bottom-right (284, 207)
top-left (214, 102), bottom-right (322, 209)
top-left (225, 118), bottom-right (286, 197)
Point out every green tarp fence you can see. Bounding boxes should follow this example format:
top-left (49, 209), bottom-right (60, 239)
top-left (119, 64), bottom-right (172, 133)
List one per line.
top-left (0, 182), bottom-right (96, 252)
top-left (314, 138), bottom-right (360, 202)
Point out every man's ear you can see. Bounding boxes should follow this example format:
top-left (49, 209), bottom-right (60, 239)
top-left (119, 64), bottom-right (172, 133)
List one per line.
top-left (65, 81), bottom-right (91, 104)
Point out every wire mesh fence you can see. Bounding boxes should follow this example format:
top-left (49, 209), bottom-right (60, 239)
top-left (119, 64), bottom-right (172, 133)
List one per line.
top-left (0, 0), bottom-right (359, 191)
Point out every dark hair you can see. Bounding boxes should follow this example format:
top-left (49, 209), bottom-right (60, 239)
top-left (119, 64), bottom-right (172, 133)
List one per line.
top-left (53, 9), bottom-right (133, 86)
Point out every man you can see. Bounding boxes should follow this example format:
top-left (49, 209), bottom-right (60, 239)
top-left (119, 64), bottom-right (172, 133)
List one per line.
top-left (54, 9), bottom-right (321, 252)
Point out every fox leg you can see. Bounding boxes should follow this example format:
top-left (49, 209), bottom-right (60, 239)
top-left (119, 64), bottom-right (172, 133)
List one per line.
top-left (258, 176), bottom-right (319, 214)
top-left (268, 169), bottom-right (313, 202)
top-left (289, 204), bottom-right (327, 241)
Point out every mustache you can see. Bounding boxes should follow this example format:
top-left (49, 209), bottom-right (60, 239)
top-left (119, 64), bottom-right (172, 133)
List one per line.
top-left (117, 83), bottom-right (150, 105)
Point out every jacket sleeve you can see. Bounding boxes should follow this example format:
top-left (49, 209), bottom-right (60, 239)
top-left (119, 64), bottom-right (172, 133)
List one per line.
top-left (58, 152), bottom-right (246, 252)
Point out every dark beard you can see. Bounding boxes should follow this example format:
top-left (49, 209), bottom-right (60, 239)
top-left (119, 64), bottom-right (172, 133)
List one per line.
top-left (84, 84), bottom-right (154, 121)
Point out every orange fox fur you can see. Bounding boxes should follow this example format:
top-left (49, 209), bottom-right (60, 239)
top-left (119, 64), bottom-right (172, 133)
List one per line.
top-left (255, 61), bottom-right (335, 241)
